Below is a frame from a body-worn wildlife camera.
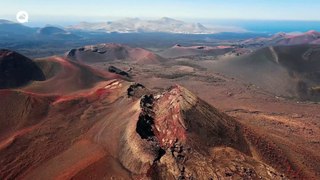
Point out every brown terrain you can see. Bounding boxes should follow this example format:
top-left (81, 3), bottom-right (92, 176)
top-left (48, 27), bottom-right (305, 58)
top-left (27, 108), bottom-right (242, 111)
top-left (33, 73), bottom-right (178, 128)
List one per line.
top-left (66, 43), bottom-right (164, 64)
top-left (158, 44), bottom-right (235, 59)
top-left (206, 44), bottom-right (320, 101)
top-left (0, 45), bottom-right (319, 180)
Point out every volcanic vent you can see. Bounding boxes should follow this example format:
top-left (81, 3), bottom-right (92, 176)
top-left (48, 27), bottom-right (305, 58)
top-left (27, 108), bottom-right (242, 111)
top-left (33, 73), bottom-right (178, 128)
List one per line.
top-left (121, 85), bottom-right (286, 179)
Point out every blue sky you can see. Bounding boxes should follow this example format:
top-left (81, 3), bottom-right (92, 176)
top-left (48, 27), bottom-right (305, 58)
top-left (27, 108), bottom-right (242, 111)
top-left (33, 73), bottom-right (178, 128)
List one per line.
top-left (1, 0), bottom-right (320, 22)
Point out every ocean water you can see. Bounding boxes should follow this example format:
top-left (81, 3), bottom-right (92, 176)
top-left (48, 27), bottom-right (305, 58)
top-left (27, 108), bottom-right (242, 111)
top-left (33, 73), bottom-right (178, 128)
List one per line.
top-left (205, 19), bottom-right (320, 34)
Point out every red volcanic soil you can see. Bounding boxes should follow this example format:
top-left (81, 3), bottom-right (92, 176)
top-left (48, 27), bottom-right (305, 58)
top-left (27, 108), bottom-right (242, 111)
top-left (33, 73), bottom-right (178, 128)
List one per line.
top-left (0, 81), bottom-right (287, 179)
top-left (65, 43), bottom-right (164, 64)
top-left (0, 77), bottom-right (132, 179)
top-left (0, 52), bottom-right (288, 179)
top-left (158, 44), bottom-right (234, 58)
top-left (23, 56), bottom-right (123, 95)
top-left (0, 90), bottom-right (55, 139)
top-left (0, 49), bottom-right (45, 89)
top-left (0, 50), bottom-right (319, 179)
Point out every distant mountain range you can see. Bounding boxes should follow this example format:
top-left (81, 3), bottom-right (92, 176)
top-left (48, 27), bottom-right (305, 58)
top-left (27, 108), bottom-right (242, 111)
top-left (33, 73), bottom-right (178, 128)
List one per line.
top-left (68, 17), bottom-right (244, 34)
top-left (0, 19), bottom-right (36, 36)
top-left (0, 17), bottom-right (245, 38)
top-left (0, 19), bottom-right (76, 39)
top-left (2, 18), bottom-right (320, 59)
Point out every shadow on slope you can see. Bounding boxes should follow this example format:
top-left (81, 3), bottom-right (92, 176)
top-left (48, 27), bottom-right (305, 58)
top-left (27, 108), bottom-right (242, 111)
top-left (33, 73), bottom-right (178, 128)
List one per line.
top-left (210, 45), bottom-right (320, 101)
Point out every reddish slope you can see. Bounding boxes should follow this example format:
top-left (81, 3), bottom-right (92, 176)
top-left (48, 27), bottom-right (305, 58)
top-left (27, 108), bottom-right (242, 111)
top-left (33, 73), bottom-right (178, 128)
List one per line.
top-left (0, 81), bottom-right (291, 179)
top-left (23, 56), bottom-right (123, 95)
top-left (0, 90), bottom-right (55, 140)
top-left (0, 51), bottom-right (311, 179)
top-left (0, 80), bottom-right (127, 179)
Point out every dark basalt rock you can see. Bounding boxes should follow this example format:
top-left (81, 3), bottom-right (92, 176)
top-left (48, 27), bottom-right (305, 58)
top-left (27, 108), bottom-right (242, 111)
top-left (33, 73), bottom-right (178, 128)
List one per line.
top-left (136, 94), bottom-right (166, 163)
top-left (136, 94), bottom-right (156, 139)
top-left (127, 83), bottom-right (145, 97)
top-left (108, 65), bottom-right (130, 77)
top-left (67, 49), bottom-right (77, 57)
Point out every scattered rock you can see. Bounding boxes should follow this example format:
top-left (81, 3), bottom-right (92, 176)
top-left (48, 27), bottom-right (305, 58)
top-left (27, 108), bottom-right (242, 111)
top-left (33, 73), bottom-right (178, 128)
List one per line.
top-left (108, 65), bottom-right (130, 77)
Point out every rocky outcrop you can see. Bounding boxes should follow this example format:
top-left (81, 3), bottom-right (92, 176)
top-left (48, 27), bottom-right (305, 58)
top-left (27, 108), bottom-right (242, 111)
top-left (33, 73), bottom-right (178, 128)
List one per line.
top-left (108, 65), bottom-right (130, 78)
top-left (127, 85), bottom-right (287, 179)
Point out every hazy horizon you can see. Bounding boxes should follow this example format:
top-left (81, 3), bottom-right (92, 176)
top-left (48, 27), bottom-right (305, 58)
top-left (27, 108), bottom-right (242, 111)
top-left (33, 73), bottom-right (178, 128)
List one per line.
top-left (2, 16), bottom-right (320, 34)
top-left (2, 0), bottom-right (320, 34)
top-left (2, 0), bottom-right (320, 22)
